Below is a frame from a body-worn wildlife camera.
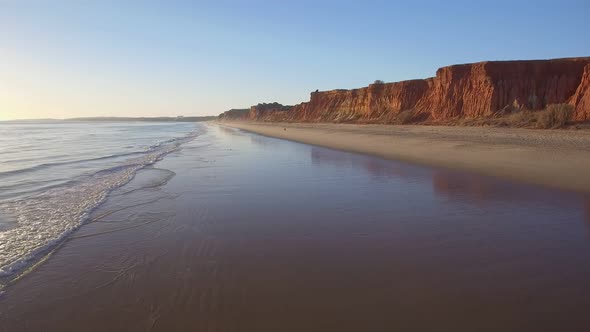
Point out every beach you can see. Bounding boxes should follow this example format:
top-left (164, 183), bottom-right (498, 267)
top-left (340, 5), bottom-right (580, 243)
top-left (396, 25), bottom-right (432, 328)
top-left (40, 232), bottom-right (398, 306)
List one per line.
top-left (4, 2), bottom-right (590, 330)
top-left (222, 122), bottom-right (590, 193)
top-left (2, 123), bottom-right (590, 331)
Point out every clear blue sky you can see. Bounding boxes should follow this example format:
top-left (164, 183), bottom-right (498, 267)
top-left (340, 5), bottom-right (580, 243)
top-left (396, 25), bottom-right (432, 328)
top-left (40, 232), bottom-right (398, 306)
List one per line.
top-left (1, 0), bottom-right (589, 119)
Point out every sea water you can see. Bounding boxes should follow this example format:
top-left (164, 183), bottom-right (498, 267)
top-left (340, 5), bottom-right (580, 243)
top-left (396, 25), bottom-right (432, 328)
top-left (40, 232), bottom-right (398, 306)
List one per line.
top-left (0, 121), bottom-right (200, 278)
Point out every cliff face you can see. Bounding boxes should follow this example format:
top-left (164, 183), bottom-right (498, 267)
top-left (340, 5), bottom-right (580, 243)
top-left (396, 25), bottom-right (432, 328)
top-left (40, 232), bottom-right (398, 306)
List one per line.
top-left (248, 103), bottom-right (292, 121)
top-left (218, 109), bottom-right (249, 121)
top-left (218, 104), bottom-right (293, 121)
top-left (219, 57), bottom-right (590, 124)
top-left (416, 58), bottom-right (590, 120)
top-left (291, 80), bottom-right (429, 122)
top-left (569, 64), bottom-right (590, 121)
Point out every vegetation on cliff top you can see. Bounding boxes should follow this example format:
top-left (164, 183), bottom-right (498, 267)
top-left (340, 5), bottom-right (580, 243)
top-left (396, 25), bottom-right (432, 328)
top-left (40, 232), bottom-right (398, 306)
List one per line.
top-left (254, 102), bottom-right (292, 112)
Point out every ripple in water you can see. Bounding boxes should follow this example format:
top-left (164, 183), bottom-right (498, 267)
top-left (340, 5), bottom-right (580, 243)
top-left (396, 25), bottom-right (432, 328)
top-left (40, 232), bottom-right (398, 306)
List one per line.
top-left (0, 130), bottom-right (199, 281)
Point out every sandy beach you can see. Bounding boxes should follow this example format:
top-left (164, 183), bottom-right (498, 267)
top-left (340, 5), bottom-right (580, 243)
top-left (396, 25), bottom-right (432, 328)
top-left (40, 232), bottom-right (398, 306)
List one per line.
top-left (222, 122), bottom-right (590, 193)
top-left (2, 124), bottom-right (590, 331)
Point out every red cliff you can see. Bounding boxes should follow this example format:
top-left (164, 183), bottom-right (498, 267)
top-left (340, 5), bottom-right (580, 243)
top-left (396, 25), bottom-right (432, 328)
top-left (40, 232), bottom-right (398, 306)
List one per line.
top-left (248, 102), bottom-right (292, 121)
top-left (218, 108), bottom-right (249, 121)
top-left (569, 64), bottom-right (590, 121)
top-left (416, 58), bottom-right (590, 120)
top-left (290, 79), bottom-right (429, 122)
top-left (220, 57), bottom-right (590, 124)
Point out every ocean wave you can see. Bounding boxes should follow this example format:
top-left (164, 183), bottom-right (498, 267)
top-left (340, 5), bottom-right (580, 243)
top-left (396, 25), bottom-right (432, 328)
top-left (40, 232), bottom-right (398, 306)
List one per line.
top-left (1, 154), bottom-right (71, 165)
top-left (0, 151), bottom-right (149, 178)
top-left (0, 128), bottom-right (202, 282)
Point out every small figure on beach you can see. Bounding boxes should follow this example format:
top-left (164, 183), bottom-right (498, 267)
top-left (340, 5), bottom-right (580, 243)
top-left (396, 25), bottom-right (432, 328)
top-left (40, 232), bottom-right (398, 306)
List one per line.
top-left (284, 127), bottom-right (287, 131)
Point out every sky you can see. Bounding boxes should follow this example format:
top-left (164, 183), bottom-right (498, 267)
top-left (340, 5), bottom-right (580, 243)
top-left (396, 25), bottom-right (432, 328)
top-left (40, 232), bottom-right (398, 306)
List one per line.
top-left (1, 0), bottom-right (589, 120)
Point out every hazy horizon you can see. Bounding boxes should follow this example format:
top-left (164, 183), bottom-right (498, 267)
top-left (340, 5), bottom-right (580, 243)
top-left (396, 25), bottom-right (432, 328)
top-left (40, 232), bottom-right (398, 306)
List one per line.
top-left (0, 115), bottom-right (217, 122)
top-left (1, 0), bottom-right (589, 121)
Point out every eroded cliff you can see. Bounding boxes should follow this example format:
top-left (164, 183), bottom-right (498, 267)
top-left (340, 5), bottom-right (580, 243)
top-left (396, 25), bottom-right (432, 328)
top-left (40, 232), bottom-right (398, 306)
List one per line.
top-left (218, 109), bottom-right (249, 121)
top-left (416, 58), bottom-right (590, 120)
top-left (290, 79), bottom-right (429, 122)
top-left (219, 57), bottom-right (590, 124)
top-left (569, 64), bottom-right (590, 121)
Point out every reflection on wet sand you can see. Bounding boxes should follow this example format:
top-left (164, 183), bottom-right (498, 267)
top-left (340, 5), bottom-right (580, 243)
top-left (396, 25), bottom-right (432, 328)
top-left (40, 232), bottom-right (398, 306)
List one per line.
top-left (311, 144), bottom-right (590, 242)
top-left (2, 125), bottom-right (590, 331)
top-left (249, 133), bottom-right (281, 147)
top-left (311, 146), bottom-right (589, 212)
top-left (431, 170), bottom-right (579, 203)
top-left (310, 146), bottom-right (428, 180)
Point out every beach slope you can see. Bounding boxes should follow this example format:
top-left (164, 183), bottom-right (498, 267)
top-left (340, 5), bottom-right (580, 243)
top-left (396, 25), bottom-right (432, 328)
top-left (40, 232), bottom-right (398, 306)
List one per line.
top-left (223, 122), bottom-right (590, 193)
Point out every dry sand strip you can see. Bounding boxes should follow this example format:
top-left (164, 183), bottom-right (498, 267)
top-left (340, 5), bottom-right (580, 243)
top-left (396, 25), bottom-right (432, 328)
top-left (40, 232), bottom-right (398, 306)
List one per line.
top-left (218, 121), bottom-right (590, 194)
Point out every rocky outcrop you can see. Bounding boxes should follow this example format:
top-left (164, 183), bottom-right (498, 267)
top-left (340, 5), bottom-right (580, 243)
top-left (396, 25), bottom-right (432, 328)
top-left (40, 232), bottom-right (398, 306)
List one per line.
top-left (219, 57), bottom-right (590, 124)
top-left (569, 64), bottom-right (590, 121)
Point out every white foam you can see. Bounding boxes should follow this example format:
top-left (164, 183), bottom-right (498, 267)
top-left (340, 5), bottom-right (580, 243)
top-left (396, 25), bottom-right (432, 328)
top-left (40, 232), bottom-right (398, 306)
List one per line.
top-left (0, 130), bottom-right (200, 279)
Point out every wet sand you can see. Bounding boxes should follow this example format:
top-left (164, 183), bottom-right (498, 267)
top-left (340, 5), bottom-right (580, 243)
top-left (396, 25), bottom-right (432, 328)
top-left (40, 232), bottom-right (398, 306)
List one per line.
top-left (2, 124), bottom-right (590, 331)
top-left (223, 122), bottom-right (590, 193)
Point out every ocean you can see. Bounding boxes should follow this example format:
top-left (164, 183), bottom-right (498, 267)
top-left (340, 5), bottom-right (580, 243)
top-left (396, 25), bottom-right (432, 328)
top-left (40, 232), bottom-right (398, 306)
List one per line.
top-left (0, 121), bottom-right (199, 279)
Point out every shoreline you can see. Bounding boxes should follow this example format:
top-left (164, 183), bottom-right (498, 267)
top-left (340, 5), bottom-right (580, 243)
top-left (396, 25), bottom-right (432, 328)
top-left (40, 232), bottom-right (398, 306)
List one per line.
top-left (4, 123), bottom-right (590, 331)
top-left (220, 121), bottom-right (590, 194)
